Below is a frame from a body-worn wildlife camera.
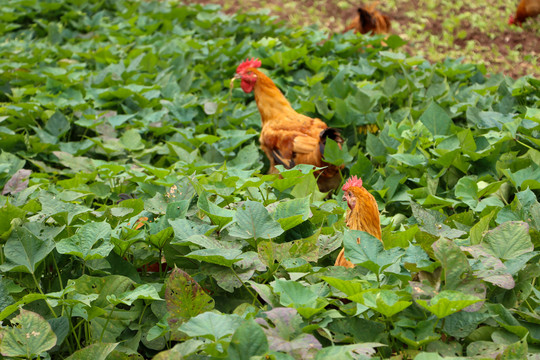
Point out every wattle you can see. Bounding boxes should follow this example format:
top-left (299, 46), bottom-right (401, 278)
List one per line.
top-left (240, 79), bottom-right (255, 93)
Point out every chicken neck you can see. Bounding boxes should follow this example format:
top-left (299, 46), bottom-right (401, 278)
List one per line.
top-left (249, 68), bottom-right (296, 124)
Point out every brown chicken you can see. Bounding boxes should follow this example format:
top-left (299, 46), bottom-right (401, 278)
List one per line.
top-left (509, 0), bottom-right (540, 25)
top-left (343, 2), bottom-right (391, 35)
top-left (233, 58), bottom-right (344, 192)
top-left (334, 175), bottom-right (382, 268)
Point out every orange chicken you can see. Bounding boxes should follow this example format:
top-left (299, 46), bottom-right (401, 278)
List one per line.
top-left (233, 58), bottom-right (344, 192)
top-left (335, 176), bottom-right (382, 268)
top-left (509, 0), bottom-right (540, 25)
top-left (343, 2), bottom-right (391, 35)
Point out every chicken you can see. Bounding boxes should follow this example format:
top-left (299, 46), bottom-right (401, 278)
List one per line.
top-left (233, 58), bottom-right (344, 192)
top-left (334, 175), bottom-right (382, 268)
top-left (509, 0), bottom-right (540, 25)
top-left (343, 2), bottom-right (391, 35)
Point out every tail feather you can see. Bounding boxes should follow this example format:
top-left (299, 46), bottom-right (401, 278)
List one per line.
top-left (319, 127), bottom-right (344, 162)
top-left (271, 148), bottom-right (295, 169)
top-left (358, 7), bottom-right (377, 32)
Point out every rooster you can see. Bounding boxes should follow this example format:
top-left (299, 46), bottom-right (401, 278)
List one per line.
top-left (334, 175), bottom-right (382, 268)
top-left (509, 0), bottom-right (540, 25)
top-left (343, 2), bottom-right (391, 35)
top-left (233, 58), bottom-right (344, 192)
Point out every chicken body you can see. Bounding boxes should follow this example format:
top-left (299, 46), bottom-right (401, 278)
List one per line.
top-left (334, 176), bottom-right (382, 268)
top-left (235, 59), bottom-right (343, 192)
top-left (509, 0), bottom-right (540, 25)
top-left (343, 2), bottom-right (391, 34)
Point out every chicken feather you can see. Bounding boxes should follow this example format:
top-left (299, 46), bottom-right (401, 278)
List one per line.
top-left (509, 0), bottom-right (540, 25)
top-left (234, 59), bottom-right (343, 192)
top-left (335, 175), bottom-right (382, 268)
top-left (343, 2), bottom-right (391, 35)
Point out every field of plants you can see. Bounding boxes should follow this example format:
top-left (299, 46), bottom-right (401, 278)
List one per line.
top-left (188, 0), bottom-right (540, 79)
top-left (0, 0), bottom-right (539, 359)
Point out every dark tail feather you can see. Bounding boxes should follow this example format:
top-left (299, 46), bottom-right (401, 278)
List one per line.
top-left (319, 127), bottom-right (343, 156)
top-left (272, 148), bottom-right (295, 169)
top-left (358, 7), bottom-right (376, 33)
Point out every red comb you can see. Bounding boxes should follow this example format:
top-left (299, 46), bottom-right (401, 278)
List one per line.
top-left (236, 58), bottom-right (262, 74)
top-left (342, 175), bottom-right (363, 192)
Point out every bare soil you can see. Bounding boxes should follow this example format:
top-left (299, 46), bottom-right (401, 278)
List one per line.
top-left (186, 0), bottom-right (539, 79)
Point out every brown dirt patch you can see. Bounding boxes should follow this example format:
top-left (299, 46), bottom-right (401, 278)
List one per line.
top-left (187, 0), bottom-right (539, 78)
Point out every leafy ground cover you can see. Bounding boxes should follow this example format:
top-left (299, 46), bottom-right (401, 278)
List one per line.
top-left (188, 0), bottom-right (540, 79)
top-left (0, 0), bottom-right (539, 359)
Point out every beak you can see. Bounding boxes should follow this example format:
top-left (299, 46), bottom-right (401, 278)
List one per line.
top-left (230, 74), bottom-right (240, 89)
top-left (342, 195), bottom-right (346, 202)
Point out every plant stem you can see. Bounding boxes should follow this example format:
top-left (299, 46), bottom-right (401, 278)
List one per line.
top-left (139, 303), bottom-right (149, 325)
top-left (99, 305), bottom-right (116, 343)
top-left (158, 249), bottom-right (163, 279)
top-left (51, 254), bottom-right (64, 291)
top-left (230, 267), bottom-right (263, 307)
top-left (31, 272), bottom-right (57, 318)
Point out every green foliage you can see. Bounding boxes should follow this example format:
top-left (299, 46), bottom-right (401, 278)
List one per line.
top-left (0, 0), bottom-right (539, 359)
top-left (0, 309), bottom-right (57, 358)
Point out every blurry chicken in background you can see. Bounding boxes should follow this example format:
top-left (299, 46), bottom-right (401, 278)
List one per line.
top-left (343, 2), bottom-right (391, 35)
top-left (509, 0), bottom-right (540, 26)
top-left (334, 176), bottom-right (382, 268)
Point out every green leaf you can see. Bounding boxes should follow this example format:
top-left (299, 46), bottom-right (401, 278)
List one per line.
top-left (504, 164), bottom-right (540, 190)
top-left (486, 304), bottom-right (529, 338)
top-left (348, 290), bottom-right (412, 317)
top-left (416, 290), bottom-right (482, 318)
top-left (186, 249), bottom-right (244, 267)
top-left (272, 279), bottom-right (319, 308)
top-left (315, 343), bottom-right (385, 359)
top-left (148, 226), bottom-right (174, 250)
top-left (470, 210), bottom-right (496, 245)
top-left (323, 138), bottom-right (353, 167)
top-left (38, 191), bottom-right (92, 225)
top-left (389, 153), bottom-right (427, 167)
top-left (169, 219), bottom-right (217, 240)
top-left (107, 283), bottom-right (162, 306)
top-left (0, 227), bottom-right (55, 274)
top-left (411, 202), bottom-right (465, 239)
top-left (256, 307), bottom-right (321, 357)
top-left (45, 111), bottom-right (70, 138)
top-left (342, 230), bottom-right (404, 275)
top-left (366, 132), bottom-right (386, 160)
top-left (120, 129), bottom-right (145, 151)
top-left (482, 221), bottom-right (533, 260)
top-left (385, 34), bottom-right (407, 49)
top-left (432, 238), bottom-right (471, 290)
top-left (443, 311), bottom-right (492, 338)
top-left (228, 320), bottom-right (268, 360)
top-left (0, 203), bottom-right (27, 240)
top-left (67, 275), bottom-right (139, 342)
top-left (56, 222), bottom-right (113, 261)
top-left (455, 176), bottom-right (478, 209)
top-left (179, 312), bottom-right (243, 341)
top-left (418, 102), bottom-right (452, 136)
top-left (165, 268), bottom-right (214, 324)
top-left (228, 201), bottom-right (284, 240)
top-left (64, 343), bottom-right (118, 360)
top-left (390, 319), bottom-right (440, 349)
top-left (499, 339), bottom-right (528, 360)
top-left (48, 316), bottom-right (70, 352)
top-left (321, 276), bottom-right (367, 296)
top-left (197, 193), bottom-right (234, 230)
top-left (272, 196), bottom-right (311, 231)
top-left (0, 309), bottom-right (57, 358)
